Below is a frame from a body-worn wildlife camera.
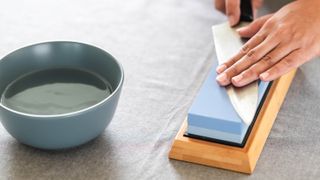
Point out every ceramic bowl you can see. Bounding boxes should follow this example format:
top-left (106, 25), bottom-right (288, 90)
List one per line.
top-left (0, 41), bottom-right (124, 149)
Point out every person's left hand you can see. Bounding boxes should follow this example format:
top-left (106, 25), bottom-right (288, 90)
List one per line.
top-left (216, 0), bottom-right (320, 87)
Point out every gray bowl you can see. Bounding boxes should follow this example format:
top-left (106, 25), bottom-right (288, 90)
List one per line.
top-left (0, 41), bottom-right (124, 150)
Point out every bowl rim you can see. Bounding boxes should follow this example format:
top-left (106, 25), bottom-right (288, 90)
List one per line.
top-left (0, 41), bottom-right (124, 118)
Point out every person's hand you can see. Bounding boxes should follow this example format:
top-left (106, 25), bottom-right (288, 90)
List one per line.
top-left (216, 0), bottom-right (320, 87)
top-left (215, 0), bottom-right (263, 26)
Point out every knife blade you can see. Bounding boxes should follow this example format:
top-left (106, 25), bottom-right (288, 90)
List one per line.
top-left (212, 0), bottom-right (258, 125)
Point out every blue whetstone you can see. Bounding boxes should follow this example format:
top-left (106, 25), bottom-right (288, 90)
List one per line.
top-left (187, 60), bottom-right (270, 144)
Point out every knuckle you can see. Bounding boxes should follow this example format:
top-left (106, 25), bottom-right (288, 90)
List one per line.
top-left (271, 65), bottom-right (281, 74)
top-left (293, 32), bottom-right (303, 41)
top-left (244, 68), bottom-right (259, 78)
top-left (246, 50), bottom-right (258, 61)
top-left (284, 58), bottom-right (297, 68)
top-left (261, 55), bottom-right (273, 66)
top-left (275, 25), bottom-right (290, 36)
top-left (277, 24), bottom-right (286, 31)
top-left (241, 44), bottom-right (250, 53)
top-left (265, 18), bottom-right (275, 28)
top-left (253, 34), bottom-right (264, 42)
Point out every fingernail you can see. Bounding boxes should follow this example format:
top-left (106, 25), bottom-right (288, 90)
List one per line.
top-left (260, 72), bottom-right (269, 80)
top-left (228, 15), bottom-right (237, 26)
top-left (216, 64), bottom-right (227, 73)
top-left (216, 73), bottom-right (227, 84)
top-left (232, 74), bottom-right (243, 83)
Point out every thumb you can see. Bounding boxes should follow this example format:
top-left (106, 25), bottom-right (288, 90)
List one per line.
top-left (226, 0), bottom-right (240, 26)
top-left (236, 14), bottom-right (273, 38)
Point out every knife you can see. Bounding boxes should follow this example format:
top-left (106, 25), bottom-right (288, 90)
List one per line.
top-left (212, 0), bottom-right (258, 125)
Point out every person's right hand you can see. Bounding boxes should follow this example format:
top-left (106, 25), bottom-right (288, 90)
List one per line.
top-left (215, 0), bottom-right (320, 87)
top-left (214, 0), bottom-right (263, 26)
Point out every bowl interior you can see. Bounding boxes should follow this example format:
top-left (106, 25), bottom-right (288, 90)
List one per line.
top-left (0, 42), bottom-right (123, 113)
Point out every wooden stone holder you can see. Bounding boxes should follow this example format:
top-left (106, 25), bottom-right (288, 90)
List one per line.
top-left (169, 69), bottom-right (296, 174)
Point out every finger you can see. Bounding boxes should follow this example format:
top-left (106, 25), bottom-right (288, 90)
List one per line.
top-left (231, 56), bottom-right (270, 87)
top-left (231, 43), bottom-right (295, 87)
top-left (217, 32), bottom-right (278, 86)
top-left (215, 0), bottom-right (226, 13)
top-left (252, 0), bottom-right (264, 19)
top-left (226, 0), bottom-right (240, 26)
top-left (252, 0), bottom-right (264, 16)
top-left (259, 50), bottom-right (304, 81)
top-left (216, 32), bottom-right (266, 74)
top-left (231, 34), bottom-right (280, 70)
top-left (236, 14), bottom-right (273, 38)
top-left (252, 0), bottom-right (263, 9)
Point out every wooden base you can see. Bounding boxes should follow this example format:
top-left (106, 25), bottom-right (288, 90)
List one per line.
top-left (169, 69), bottom-right (296, 174)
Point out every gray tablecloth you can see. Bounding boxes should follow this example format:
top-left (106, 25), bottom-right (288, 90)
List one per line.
top-left (0, 0), bottom-right (319, 179)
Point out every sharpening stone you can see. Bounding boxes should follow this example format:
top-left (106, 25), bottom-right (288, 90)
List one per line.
top-left (186, 60), bottom-right (271, 147)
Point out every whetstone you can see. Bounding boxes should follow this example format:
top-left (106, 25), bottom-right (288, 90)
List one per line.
top-left (169, 69), bottom-right (296, 174)
top-left (186, 59), bottom-right (271, 146)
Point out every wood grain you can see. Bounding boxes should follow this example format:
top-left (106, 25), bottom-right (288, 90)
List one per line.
top-left (169, 69), bottom-right (297, 174)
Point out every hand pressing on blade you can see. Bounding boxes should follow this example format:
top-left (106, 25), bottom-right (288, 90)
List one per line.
top-left (216, 0), bottom-right (320, 87)
top-left (214, 0), bottom-right (263, 26)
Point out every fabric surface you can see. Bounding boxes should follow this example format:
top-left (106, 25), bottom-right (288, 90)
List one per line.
top-left (0, 0), bottom-right (319, 179)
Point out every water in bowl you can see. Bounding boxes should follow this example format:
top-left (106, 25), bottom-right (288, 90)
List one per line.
top-left (0, 68), bottom-right (112, 115)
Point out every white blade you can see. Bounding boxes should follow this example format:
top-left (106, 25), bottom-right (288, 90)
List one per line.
top-left (212, 22), bottom-right (258, 125)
